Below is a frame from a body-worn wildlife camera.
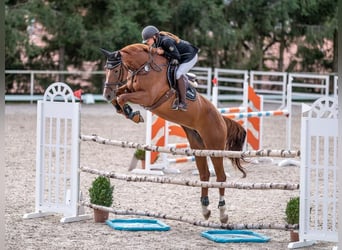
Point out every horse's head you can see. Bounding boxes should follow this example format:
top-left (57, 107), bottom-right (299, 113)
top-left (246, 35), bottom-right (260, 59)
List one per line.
top-left (100, 48), bottom-right (127, 102)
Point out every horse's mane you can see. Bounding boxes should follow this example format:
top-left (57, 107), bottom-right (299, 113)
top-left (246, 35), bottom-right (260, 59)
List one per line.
top-left (120, 44), bottom-right (163, 68)
top-left (121, 43), bottom-right (152, 55)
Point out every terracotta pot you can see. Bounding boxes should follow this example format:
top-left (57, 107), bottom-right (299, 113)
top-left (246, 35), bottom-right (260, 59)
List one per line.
top-left (290, 230), bottom-right (299, 242)
top-left (93, 209), bottom-right (109, 223)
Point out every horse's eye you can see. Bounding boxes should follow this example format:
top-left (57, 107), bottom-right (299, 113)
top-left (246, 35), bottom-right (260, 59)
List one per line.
top-left (115, 70), bottom-right (118, 73)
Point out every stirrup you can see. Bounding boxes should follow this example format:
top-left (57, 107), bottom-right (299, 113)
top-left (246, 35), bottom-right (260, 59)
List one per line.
top-left (178, 102), bottom-right (187, 111)
top-left (171, 98), bottom-right (179, 110)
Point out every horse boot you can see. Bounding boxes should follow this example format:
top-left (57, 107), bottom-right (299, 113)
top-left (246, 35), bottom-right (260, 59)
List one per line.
top-left (131, 111), bottom-right (144, 123)
top-left (177, 75), bottom-right (188, 111)
top-left (201, 196), bottom-right (211, 220)
top-left (111, 99), bottom-right (124, 114)
top-left (122, 104), bottom-right (144, 123)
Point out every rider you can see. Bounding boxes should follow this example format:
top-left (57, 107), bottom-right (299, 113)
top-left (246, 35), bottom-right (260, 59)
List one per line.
top-left (141, 25), bottom-right (199, 111)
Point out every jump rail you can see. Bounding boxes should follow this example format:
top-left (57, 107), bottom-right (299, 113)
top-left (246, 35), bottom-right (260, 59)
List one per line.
top-left (82, 202), bottom-right (299, 231)
top-left (80, 134), bottom-right (300, 158)
top-left (80, 166), bottom-right (299, 190)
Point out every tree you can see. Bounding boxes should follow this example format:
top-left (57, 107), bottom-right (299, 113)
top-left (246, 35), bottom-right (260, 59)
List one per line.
top-left (5, 0), bottom-right (338, 94)
top-left (291, 0), bottom-right (338, 72)
top-left (223, 0), bottom-right (337, 72)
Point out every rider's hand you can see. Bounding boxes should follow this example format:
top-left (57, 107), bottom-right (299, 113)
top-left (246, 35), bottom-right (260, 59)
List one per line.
top-left (170, 59), bottom-right (179, 65)
top-left (156, 47), bottom-right (164, 55)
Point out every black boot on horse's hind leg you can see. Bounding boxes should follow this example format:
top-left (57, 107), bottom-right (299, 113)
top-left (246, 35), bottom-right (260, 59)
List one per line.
top-left (201, 196), bottom-right (211, 220)
top-left (176, 75), bottom-right (188, 111)
top-left (218, 200), bottom-right (228, 223)
top-left (122, 104), bottom-right (144, 124)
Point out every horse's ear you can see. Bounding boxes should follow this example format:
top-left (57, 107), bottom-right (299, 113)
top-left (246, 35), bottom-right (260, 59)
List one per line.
top-left (114, 51), bottom-right (121, 59)
top-left (100, 48), bottom-right (112, 57)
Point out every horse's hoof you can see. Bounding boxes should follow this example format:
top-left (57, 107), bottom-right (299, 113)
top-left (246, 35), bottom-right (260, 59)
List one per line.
top-left (132, 113), bottom-right (144, 123)
top-left (203, 210), bottom-right (211, 220)
top-left (220, 214), bottom-right (228, 224)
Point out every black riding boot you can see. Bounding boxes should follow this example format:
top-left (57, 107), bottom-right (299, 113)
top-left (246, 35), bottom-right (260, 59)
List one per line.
top-left (177, 75), bottom-right (188, 111)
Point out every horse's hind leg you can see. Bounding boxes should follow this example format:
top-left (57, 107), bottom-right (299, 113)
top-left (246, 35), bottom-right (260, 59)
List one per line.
top-left (199, 121), bottom-right (229, 224)
top-left (195, 156), bottom-right (211, 220)
top-left (182, 127), bottom-right (211, 220)
top-left (210, 156), bottom-right (228, 223)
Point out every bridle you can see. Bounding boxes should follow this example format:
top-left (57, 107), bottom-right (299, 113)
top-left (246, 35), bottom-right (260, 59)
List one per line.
top-left (104, 48), bottom-right (165, 93)
top-left (103, 60), bottom-right (127, 92)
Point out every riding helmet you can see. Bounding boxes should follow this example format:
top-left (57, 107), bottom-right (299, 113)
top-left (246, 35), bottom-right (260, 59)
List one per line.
top-left (142, 25), bottom-right (159, 43)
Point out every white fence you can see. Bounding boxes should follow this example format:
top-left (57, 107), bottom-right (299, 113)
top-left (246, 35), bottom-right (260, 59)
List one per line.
top-left (289, 96), bottom-right (338, 248)
top-left (5, 69), bottom-right (337, 105)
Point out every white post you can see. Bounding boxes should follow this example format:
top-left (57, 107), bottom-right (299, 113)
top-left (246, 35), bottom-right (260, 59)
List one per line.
top-left (23, 82), bottom-right (90, 223)
top-left (288, 97), bottom-right (338, 249)
top-left (30, 72), bottom-right (34, 104)
top-left (130, 111), bottom-right (164, 175)
top-left (212, 83), bottom-right (218, 108)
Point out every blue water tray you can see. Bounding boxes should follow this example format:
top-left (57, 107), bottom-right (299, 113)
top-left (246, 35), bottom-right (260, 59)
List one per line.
top-left (106, 218), bottom-right (170, 231)
top-left (201, 230), bottom-right (270, 243)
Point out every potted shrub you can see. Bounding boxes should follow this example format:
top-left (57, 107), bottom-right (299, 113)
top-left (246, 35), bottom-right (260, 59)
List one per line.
top-left (285, 196), bottom-right (300, 242)
top-left (88, 176), bottom-right (114, 223)
top-left (134, 148), bottom-right (146, 169)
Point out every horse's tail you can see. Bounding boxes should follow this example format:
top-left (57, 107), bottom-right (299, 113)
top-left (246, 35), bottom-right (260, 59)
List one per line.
top-left (223, 116), bottom-right (247, 178)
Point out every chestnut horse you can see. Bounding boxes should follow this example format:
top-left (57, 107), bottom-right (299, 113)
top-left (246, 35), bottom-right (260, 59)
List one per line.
top-left (101, 43), bottom-right (246, 223)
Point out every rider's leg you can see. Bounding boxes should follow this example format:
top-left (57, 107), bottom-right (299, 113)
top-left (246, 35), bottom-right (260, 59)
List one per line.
top-left (176, 75), bottom-right (188, 111)
top-left (174, 54), bottom-right (198, 111)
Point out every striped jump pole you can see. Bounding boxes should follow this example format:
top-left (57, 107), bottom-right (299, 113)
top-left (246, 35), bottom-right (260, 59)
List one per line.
top-left (217, 107), bottom-right (247, 114)
top-left (168, 156), bottom-right (195, 164)
top-left (224, 109), bottom-right (289, 119)
top-left (80, 134), bottom-right (300, 159)
top-left (80, 166), bottom-right (300, 190)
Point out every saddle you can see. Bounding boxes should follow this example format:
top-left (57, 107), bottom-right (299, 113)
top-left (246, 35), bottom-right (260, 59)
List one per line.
top-left (167, 65), bottom-right (197, 101)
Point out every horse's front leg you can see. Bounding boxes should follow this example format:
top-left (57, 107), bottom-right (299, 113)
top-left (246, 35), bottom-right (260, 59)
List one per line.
top-left (117, 90), bottom-right (151, 106)
top-left (108, 87), bottom-right (143, 123)
top-left (111, 98), bottom-right (124, 114)
top-left (116, 91), bottom-right (150, 123)
top-left (110, 85), bottom-right (129, 114)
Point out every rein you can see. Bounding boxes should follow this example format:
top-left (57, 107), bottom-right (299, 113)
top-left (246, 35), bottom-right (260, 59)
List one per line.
top-left (127, 47), bottom-right (164, 80)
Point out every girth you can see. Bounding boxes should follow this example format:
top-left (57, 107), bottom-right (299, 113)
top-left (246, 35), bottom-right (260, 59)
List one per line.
top-left (143, 88), bottom-right (176, 111)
